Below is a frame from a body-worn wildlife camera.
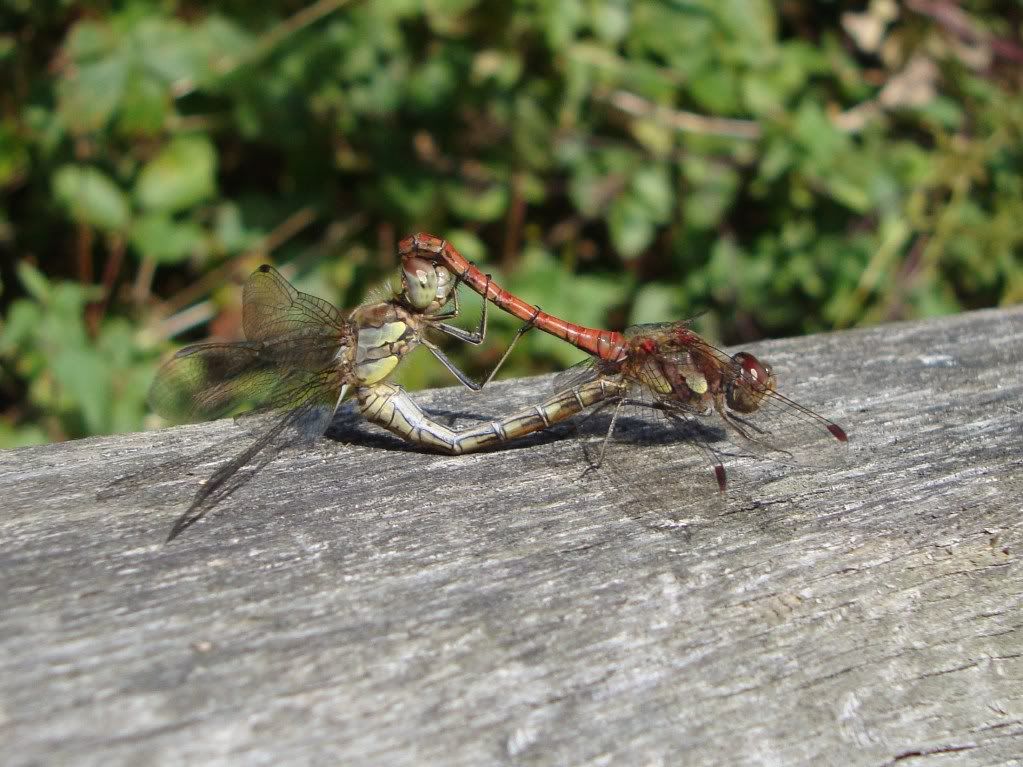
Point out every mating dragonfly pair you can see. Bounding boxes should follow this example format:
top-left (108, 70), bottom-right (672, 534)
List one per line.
top-left (151, 233), bottom-right (847, 539)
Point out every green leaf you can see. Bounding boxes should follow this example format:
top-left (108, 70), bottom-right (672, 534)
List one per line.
top-left (117, 74), bottom-right (169, 136)
top-left (0, 298), bottom-right (43, 352)
top-left (134, 135), bottom-right (217, 212)
top-left (56, 23), bottom-right (127, 133)
top-left (443, 181), bottom-right (508, 222)
top-left (213, 203), bottom-right (256, 254)
top-left (608, 194), bottom-right (655, 259)
top-left (130, 214), bottom-right (204, 263)
top-left (629, 282), bottom-right (680, 326)
top-left (631, 165), bottom-right (673, 224)
top-left (0, 124), bottom-right (29, 186)
top-left (52, 346), bottom-right (110, 435)
top-left (542, 0), bottom-right (583, 49)
top-left (379, 174), bottom-right (438, 219)
top-left (52, 165), bottom-right (130, 232)
top-left (445, 230), bottom-right (487, 263)
top-left (15, 263), bottom-right (50, 303)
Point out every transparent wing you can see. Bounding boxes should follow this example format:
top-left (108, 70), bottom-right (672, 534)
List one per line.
top-left (551, 357), bottom-right (600, 392)
top-left (243, 265), bottom-right (346, 344)
top-left (148, 340), bottom-right (349, 423)
top-left (146, 265), bottom-right (356, 540)
top-left (165, 382), bottom-right (342, 541)
top-left (151, 266), bottom-right (355, 423)
top-left (623, 319), bottom-right (695, 338)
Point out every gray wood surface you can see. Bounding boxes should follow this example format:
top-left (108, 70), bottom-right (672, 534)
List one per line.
top-left (2, 307), bottom-right (1022, 766)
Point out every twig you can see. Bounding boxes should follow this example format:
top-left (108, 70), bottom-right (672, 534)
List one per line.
top-left (86, 234), bottom-right (125, 333)
top-left (134, 255), bottom-right (157, 308)
top-left (604, 90), bottom-right (763, 141)
top-left (906, 0), bottom-right (1023, 64)
top-left (160, 206), bottom-right (318, 316)
top-left (156, 300), bottom-right (215, 341)
top-left (502, 171), bottom-right (526, 271)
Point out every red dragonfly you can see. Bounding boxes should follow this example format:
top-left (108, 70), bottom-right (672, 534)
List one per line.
top-left (398, 232), bottom-right (848, 489)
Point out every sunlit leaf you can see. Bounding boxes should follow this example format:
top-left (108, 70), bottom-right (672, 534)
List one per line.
top-left (130, 214), bottom-right (205, 263)
top-left (52, 165), bottom-right (130, 231)
top-left (608, 194), bottom-right (655, 259)
top-left (135, 135), bottom-right (217, 212)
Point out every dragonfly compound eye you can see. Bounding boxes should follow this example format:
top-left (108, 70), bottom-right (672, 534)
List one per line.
top-left (434, 266), bottom-right (455, 303)
top-left (726, 352), bottom-right (777, 413)
top-left (402, 257), bottom-right (441, 309)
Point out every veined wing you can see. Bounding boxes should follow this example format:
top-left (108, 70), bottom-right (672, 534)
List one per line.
top-left (150, 265), bottom-right (356, 423)
top-left (146, 265), bottom-right (356, 540)
top-left (148, 340), bottom-right (351, 424)
top-left (243, 264), bottom-right (346, 346)
top-left (164, 374), bottom-right (345, 541)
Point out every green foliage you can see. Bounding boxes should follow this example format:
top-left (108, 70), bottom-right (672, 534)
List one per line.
top-left (0, 265), bottom-right (156, 444)
top-left (1, 1), bottom-right (1021, 445)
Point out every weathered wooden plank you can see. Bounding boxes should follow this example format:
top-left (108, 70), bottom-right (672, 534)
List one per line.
top-left (1, 306), bottom-right (1021, 766)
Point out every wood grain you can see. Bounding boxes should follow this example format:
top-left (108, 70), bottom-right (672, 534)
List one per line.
top-left (2, 307), bottom-right (1021, 766)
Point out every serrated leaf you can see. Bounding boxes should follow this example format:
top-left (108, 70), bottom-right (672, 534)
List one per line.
top-left (52, 165), bottom-right (130, 231)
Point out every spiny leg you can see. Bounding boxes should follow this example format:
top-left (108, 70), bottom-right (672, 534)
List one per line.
top-left (427, 290), bottom-right (541, 393)
top-left (434, 271), bottom-right (490, 344)
top-left (582, 395), bottom-right (628, 476)
top-left (476, 303), bottom-right (541, 389)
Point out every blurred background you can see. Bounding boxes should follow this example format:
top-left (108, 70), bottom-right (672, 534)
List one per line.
top-left (0, 0), bottom-right (1021, 447)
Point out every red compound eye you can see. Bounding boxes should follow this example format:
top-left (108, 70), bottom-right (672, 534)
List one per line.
top-left (726, 352), bottom-right (775, 413)
top-left (735, 352), bottom-right (769, 385)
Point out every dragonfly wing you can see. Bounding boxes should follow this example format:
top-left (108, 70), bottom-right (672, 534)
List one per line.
top-left (623, 319), bottom-right (696, 339)
top-left (166, 380), bottom-right (345, 541)
top-left (150, 342), bottom-right (274, 423)
top-left (149, 339), bottom-right (350, 424)
top-left (551, 357), bottom-right (601, 391)
top-left (243, 265), bottom-right (346, 344)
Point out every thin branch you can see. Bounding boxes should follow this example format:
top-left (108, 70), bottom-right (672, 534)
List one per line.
top-left (604, 90), bottom-right (763, 141)
top-left (160, 206), bottom-right (318, 316)
top-left (906, 0), bottom-right (1023, 64)
top-left (87, 233), bottom-right (125, 333)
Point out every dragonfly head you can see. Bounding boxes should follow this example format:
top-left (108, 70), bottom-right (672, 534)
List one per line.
top-left (401, 257), bottom-right (454, 310)
top-left (726, 352), bottom-right (776, 413)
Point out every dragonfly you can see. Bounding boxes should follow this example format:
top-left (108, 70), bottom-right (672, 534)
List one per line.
top-left (398, 232), bottom-right (849, 489)
top-left (148, 258), bottom-right (616, 539)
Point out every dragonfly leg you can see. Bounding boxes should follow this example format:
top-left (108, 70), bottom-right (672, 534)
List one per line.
top-left (583, 395), bottom-right (627, 475)
top-left (431, 284), bottom-right (541, 392)
top-left (435, 271), bottom-right (490, 344)
top-left (476, 303), bottom-right (541, 388)
top-left (421, 338), bottom-right (488, 391)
